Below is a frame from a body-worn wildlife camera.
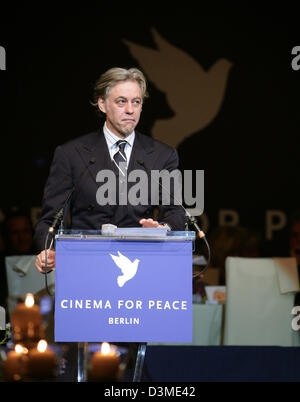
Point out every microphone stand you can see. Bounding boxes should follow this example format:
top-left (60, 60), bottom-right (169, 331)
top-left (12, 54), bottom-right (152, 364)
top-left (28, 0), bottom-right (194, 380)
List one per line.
top-left (44, 199), bottom-right (71, 296)
top-left (186, 212), bottom-right (211, 277)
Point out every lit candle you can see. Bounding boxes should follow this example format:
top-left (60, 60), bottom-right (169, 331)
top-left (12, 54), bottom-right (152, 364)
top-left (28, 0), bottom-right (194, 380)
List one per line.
top-left (27, 340), bottom-right (57, 379)
top-left (90, 342), bottom-right (120, 381)
top-left (3, 344), bottom-right (28, 381)
top-left (11, 293), bottom-right (43, 342)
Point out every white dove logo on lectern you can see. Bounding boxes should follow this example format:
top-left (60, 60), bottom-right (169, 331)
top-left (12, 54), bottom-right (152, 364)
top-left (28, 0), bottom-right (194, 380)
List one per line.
top-left (110, 251), bottom-right (140, 287)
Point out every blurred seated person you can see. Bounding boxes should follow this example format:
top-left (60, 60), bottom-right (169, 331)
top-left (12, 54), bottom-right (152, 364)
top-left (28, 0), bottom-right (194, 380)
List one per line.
top-left (3, 211), bottom-right (36, 256)
top-left (0, 222), bottom-right (5, 254)
top-left (289, 210), bottom-right (300, 267)
top-left (209, 225), bottom-right (260, 285)
top-left (0, 222), bottom-right (5, 310)
top-left (288, 210), bottom-right (300, 306)
top-left (0, 211), bottom-right (36, 313)
top-left (193, 225), bottom-right (260, 298)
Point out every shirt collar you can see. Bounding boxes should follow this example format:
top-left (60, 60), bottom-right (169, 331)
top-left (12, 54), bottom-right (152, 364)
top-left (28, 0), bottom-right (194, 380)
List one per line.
top-left (103, 122), bottom-right (135, 149)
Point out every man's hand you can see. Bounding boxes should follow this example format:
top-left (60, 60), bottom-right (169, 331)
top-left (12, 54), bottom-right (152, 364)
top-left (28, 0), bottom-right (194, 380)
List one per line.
top-left (35, 249), bottom-right (56, 273)
top-left (139, 218), bottom-right (165, 228)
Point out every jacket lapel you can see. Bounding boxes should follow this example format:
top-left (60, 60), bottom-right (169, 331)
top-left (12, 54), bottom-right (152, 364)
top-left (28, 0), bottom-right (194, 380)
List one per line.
top-left (127, 131), bottom-right (155, 173)
top-left (75, 128), bottom-right (113, 180)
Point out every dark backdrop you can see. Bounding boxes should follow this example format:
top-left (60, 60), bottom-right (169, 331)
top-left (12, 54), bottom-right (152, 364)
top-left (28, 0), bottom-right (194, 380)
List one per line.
top-left (0, 6), bottom-right (299, 256)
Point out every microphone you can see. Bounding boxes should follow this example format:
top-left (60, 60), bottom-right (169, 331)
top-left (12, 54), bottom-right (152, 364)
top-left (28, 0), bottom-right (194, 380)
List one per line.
top-left (137, 159), bottom-right (210, 275)
top-left (48, 157), bottom-right (96, 233)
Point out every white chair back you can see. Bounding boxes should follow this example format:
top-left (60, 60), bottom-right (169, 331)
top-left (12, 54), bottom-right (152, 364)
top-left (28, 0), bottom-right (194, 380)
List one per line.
top-left (223, 257), bottom-right (300, 346)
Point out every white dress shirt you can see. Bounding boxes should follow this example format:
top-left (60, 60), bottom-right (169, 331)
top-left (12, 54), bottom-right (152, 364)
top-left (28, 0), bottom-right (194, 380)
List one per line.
top-left (103, 122), bottom-right (135, 166)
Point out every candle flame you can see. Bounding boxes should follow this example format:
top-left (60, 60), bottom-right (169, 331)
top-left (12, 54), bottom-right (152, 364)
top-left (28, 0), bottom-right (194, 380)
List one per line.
top-left (101, 342), bottom-right (111, 355)
top-left (25, 293), bottom-right (35, 308)
top-left (14, 344), bottom-right (28, 354)
top-left (37, 339), bottom-right (47, 353)
top-left (15, 344), bottom-right (24, 354)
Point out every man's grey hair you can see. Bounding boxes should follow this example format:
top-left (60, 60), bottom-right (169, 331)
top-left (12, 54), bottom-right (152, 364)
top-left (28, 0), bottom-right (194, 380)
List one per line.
top-left (91, 67), bottom-right (149, 111)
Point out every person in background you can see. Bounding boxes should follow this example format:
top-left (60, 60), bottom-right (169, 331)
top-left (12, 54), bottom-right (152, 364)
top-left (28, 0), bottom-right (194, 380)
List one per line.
top-left (289, 210), bottom-right (300, 267)
top-left (0, 210), bottom-right (36, 320)
top-left (208, 225), bottom-right (260, 285)
top-left (0, 222), bottom-right (6, 312)
top-left (3, 211), bottom-right (35, 255)
top-left (193, 225), bottom-right (261, 299)
top-left (288, 211), bottom-right (300, 307)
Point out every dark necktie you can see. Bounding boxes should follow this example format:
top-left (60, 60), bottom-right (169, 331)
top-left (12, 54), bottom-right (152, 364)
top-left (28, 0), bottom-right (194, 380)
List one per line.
top-left (113, 140), bottom-right (127, 176)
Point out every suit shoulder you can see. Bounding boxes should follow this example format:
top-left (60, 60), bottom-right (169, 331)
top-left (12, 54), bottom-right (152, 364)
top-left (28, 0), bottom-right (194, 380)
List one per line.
top-left (136, 131), bottom-right (175, 153)
top-left (56, 130), bottom-right (101, 153)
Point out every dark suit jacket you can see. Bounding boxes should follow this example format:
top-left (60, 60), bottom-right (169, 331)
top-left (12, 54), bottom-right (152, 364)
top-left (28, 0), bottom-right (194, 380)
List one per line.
top-left (34, 128), bottom-right (186, 251)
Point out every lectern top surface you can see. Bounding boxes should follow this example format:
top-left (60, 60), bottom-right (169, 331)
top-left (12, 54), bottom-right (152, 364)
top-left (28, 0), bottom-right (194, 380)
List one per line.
top-left (55, 229), bottom-right (195, 241)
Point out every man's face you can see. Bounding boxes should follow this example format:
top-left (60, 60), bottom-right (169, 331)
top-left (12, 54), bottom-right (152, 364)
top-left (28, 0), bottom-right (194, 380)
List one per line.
top-left (290, 221), bottom-right (300, 265)
top-left (98, 80), bottom-right (143, 138)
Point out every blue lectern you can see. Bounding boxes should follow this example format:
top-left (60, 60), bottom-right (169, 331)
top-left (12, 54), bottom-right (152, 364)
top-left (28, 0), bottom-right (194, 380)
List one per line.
top-left (54, 229), bottom-right (195, 381)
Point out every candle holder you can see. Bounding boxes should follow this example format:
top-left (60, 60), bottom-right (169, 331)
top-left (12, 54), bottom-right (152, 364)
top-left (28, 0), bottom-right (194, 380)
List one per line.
top-left (86, 343), bottom-right (129, 382)
top-left (11, 294), bottom-right (45, 348)
top-left (24, 340), bottom-right (58, 382)
top-left (1, 344), bottom-right (29, 382)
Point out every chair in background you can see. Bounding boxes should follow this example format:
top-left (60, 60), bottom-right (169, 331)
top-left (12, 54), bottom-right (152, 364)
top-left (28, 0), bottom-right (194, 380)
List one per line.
top-left (5, 255), bottom-right (55, 316)
top-left (223, 257), bottom-right (300, 346)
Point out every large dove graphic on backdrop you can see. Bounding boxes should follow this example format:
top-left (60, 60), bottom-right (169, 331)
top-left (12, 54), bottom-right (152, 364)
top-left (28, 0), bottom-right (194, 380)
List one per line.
top-left (123, 29), bottom-right (233, 148)
top-left (110, 251), bottom-right (140, 287)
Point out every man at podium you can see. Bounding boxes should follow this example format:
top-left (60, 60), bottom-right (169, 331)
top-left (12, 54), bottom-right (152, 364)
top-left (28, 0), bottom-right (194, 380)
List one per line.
top-left (34, 66), bottom-right (186, 272)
